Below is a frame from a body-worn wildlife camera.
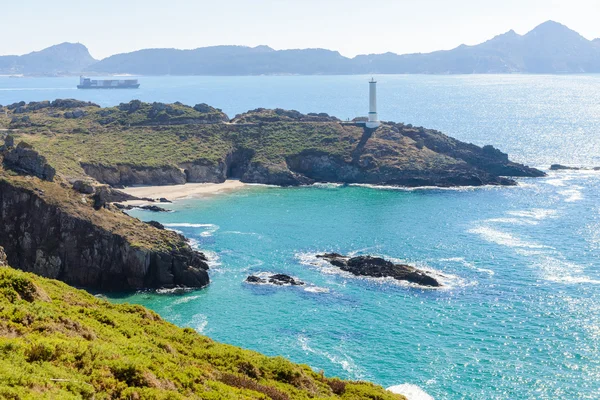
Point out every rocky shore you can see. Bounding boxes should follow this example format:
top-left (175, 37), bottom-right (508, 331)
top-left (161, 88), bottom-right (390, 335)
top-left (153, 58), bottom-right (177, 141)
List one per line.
top-left (1, 100), bottom-right (545, 190)
top-left (316, 253), bottom-right (442, 287)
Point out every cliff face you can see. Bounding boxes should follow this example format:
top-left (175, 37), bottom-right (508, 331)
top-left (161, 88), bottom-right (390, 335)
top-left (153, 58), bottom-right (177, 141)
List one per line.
top-left (0, 178), bottom-right (209, 291)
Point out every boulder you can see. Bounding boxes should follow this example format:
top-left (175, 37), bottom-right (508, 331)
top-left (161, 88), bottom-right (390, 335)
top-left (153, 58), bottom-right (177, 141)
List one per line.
top-left (3, 142), bottom-right (56, 181)
top-left (146, 221), bottom-right (165, 230)
top-left (51, 99), bottom-right (99, 109)
top-left (64, 109), bottom-right (86, 119)
top-left (72, 180), bottom-right (95, 194)
top-left (316, 253), bottom-right (441, 287)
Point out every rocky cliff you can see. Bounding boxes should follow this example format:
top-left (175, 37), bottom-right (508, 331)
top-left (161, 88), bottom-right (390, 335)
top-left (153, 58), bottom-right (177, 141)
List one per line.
top-left (0, 173), bottom-right (209, 291)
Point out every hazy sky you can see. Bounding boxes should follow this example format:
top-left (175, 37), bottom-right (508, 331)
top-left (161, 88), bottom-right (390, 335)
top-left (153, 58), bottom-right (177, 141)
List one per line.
top-left (1, 0), bottom-right (599, 59)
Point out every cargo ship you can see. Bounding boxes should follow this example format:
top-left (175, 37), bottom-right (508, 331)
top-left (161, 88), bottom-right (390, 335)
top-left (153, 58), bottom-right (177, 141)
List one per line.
top-left (77, 76), bottom-right (140, 89)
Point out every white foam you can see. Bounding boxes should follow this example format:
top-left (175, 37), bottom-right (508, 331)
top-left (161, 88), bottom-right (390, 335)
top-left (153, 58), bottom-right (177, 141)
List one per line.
top-left (164, 223), bottom-right (215, 228)
top-left (558, 188), bottom-right (583, 202)
top-left (534, 256), bottom-right (600, 285)
top-left (349, 183), bottom-right (481, 192)
top-left (484, 217), bottom-right (539, 226)
top-left (387, 384), bottom-right (435, 400)
top-left (304, 286), bottom-right (330, 293)
top-left (190, 313), bottom-right (208, 333)
top-left (155, 287), bottom-right (195, 295)
top-left (172, 295), bottom-right (202, 305)
top-left (221, 231), bottom-right (263, 239)
top-left (506, 209), bottom-right (558, 220)
top-left (311, 182), bottom-right (344, 189)
top-left (468, 226), bottom-right (552, 249)
top-left (439, 257), bottom-right (494, 276)
top-left (164, 223), bottom-right (219, 237)
top-left (544, 178), bottom-right (568, 187)
top-left (298, 335), bottom-right (365, 379)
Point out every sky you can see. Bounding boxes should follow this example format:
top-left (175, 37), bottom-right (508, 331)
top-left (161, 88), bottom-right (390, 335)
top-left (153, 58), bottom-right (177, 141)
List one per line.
top-left (1, 0), bottom-right (599, 60)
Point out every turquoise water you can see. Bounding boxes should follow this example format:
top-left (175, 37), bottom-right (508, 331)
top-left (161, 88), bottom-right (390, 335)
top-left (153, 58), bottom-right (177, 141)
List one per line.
top-left (2, 75), bottom-right (600, 399)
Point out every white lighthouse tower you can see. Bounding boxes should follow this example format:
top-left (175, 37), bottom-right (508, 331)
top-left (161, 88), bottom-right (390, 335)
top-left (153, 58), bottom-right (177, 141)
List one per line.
top-left (366, 78), bottom-right (381, 129)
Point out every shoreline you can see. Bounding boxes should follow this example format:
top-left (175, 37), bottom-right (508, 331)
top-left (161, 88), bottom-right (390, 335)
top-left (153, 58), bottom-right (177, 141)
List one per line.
top-left (120, 180), bottom-right (247, 204)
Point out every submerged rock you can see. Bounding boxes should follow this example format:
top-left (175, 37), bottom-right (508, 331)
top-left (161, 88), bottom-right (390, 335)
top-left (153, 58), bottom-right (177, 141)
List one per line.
top-left (245, 274), bottom-right (305, 286)
top-left (316, 253), bottom-right (441, 287)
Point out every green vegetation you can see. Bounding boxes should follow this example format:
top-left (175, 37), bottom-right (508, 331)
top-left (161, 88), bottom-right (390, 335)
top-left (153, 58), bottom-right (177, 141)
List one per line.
top-left (0, 266), bottom-right (404, 400)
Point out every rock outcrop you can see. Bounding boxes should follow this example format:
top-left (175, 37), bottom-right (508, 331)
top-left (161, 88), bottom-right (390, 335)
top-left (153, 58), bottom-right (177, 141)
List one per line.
top-left (399, 126), bottom-right (545, 178)
top-left (0, 246), bottom-right (7, 267)
top-left (316, 253), bottom-right (441, 287)
top-left (3, 141), bottom-right (56, 181)
top-left (0, 178), bottom-right (209, 291)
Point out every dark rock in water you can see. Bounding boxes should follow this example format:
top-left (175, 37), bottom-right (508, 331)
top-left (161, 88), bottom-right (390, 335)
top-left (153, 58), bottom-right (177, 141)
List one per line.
top-left (3, 141), bottom-right (56, 181)
top-left (146, 220), bottom-right (165, 230)
top-left (139, 205), bottom-right (169, 212)
top-left (550, 164), bottom-right (580, 171)
top-left (159, 197), bottom-right (172, 203)
top-left (268, 274), bottom-right (305, 286)
top-left (113, 203), bottom-right (168, 213)
top-left (245, 274), bottom-right (305, 286)
top-left (246, 275), bottom-right (267, 284)
top-left (114, 203), bottom-right (132, 210)
top-left (316, 253), bottom-right (441, 287)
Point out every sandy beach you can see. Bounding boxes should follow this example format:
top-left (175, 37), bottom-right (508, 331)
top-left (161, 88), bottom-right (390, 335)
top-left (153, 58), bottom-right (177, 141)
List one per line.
top-left (120, 180), bottom-right (247, 204)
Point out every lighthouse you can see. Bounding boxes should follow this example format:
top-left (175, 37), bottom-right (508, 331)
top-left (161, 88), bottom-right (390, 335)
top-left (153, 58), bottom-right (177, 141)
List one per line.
top-left (366, 78), bottom-right (381, 129)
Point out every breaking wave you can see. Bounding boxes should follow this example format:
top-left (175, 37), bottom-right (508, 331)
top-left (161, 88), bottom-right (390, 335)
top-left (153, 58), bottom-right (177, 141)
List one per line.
top-left (297, 335), bottom-right (365, 379)
top-left (163, 223), bottom-right (219, 237)
top-left (468, 226), bottom-right (552, 249)
top-left (387, 384), bottom-right (435, 400)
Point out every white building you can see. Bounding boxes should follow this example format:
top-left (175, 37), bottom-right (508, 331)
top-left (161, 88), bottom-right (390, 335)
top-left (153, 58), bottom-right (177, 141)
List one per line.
top-left (365, 78), bottom-right (381, 129)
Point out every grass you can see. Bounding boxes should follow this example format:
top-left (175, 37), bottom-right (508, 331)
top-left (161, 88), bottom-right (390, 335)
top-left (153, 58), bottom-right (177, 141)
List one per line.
top-left (0, 266), bottom-right (405, 400)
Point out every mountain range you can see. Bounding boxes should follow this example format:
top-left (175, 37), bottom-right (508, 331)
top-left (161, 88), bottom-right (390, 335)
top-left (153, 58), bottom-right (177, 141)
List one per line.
top-left (2, 21), bottom-right (599, 76)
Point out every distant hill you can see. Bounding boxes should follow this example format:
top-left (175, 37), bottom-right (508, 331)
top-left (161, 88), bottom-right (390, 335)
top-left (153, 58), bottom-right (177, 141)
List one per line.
top-left (84, 21), bottom-right (600, 75)
top-left (3, 21), bottom-right (600, 76)
top-left (356, 21), bottom-right (600, 74)
top-left (0, 43), bottom-right (96, 75)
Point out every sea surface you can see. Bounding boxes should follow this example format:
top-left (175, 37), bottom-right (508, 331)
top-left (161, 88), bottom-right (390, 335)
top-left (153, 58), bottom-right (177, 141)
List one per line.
top-left (2, 75), bottom-right (600, 399)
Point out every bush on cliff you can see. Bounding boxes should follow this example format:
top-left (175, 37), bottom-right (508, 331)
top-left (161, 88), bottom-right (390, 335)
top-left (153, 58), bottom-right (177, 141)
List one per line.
top-left (0, 266), bottom-right (404, 400)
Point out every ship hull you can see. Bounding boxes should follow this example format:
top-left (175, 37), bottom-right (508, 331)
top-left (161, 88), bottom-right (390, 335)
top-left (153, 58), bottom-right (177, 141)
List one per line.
top-left (77, 84), bottom-right (140, 89)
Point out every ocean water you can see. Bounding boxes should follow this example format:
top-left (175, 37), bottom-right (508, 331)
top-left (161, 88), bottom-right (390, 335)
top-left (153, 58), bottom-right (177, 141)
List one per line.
top-left (2, 75), bottom-right (600, 399)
